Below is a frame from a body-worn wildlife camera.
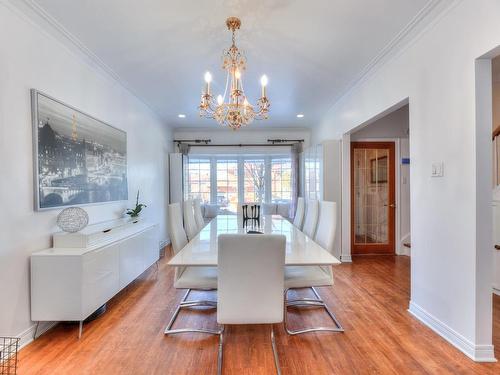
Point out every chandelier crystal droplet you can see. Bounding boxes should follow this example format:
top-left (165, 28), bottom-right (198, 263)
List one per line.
top-left (199, 17), bottom-right (270, 130)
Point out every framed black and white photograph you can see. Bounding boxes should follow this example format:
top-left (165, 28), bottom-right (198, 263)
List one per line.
top-left (370, 155), bottom-right (388, 184)
top-left (32, 90), bottom-right (128, 210)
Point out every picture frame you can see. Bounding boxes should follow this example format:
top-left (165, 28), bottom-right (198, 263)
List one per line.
top-left (370, 155), bottom-right (388, 184)
top-left (31, 89), bottom-right (128, 211)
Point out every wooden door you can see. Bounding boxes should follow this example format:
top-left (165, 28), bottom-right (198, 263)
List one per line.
top-left (351, 142), bottom-right (395, 255)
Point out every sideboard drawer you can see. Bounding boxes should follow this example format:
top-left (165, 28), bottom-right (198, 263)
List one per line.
top-left (82, 243), bottom-right (120, 317)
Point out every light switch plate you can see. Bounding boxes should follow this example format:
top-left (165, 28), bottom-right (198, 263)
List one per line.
top-left (431, 162), bottom-right (444, 177)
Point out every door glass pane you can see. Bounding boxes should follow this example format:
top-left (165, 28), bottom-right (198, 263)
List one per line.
top-left (244, 159), bottom-right (265, 203)
top-left (271, 158), bottom-right (292, 202)
top-left (216, 159), bottom-right (238, 214)
top-left (185, 158), bottom-right (211, 203)
top-left (353, 147), bottom-right (390, 245)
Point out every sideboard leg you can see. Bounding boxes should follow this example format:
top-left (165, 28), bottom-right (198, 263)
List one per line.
top-left (78, 321), bottom-right (83, 339)
top-left (33, 321), bottom-right (40, 340)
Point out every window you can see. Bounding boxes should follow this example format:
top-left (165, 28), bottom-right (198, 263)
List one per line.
top-left (183, 154), bottom-right (294, 214)
top-left (216, 159), bottom-right (239, 213)
top-left (185, 158), bottom-right (211, 203)
top-left (271, 158), bottom-right (292, 202)
top-left (244, 158), bottom-right (265, 203)
top-left (303, 145), bottom-right (322, 200)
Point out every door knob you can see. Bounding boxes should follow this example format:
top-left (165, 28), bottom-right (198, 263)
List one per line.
top-left (384, 203), bottom-right (396, 208)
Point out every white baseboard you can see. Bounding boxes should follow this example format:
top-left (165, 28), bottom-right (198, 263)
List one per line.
top-left (408, 301), bottom-right (496, 362)
top-left (18, 321), bottom-right (58, 350)
top-left (398, 233), bottom-right (411, 256)
top-left (340, 254), bottom-right (352, 263)
top-left (398, 246), bottom-right (411, 257)
top-left (159, 238), bottom-right (170, 249)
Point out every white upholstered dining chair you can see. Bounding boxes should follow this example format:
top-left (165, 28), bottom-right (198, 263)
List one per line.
top-left (292, 197), bottom-right (305, 229)
top-left (277, 202), bottom-right (290, 219)
top-left (217, 234), bottom-right (286, 375)
top-left (165, 203), bottom-right (219, 336)
top-left (302, 199), bottom-right (319, 238)
top-left (284, 200), bottom-right (343, 335)
top-left (169, 202), bottom-right (188, 254)
top-left (262, 203), bottom-right (277, 215)
top-left (183, 199), bottom-right (199, 240)
top-left (193, 199), bottom-right (206, 231)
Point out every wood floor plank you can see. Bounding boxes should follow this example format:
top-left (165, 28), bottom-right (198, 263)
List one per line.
top-left (18, 250), bottom-right (500, 374)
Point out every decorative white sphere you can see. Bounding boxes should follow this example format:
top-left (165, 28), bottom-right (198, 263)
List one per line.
top-left (56, 207), bottom-right (89, 233)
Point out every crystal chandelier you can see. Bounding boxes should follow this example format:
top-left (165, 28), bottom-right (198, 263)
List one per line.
top-left (199, 17), bottom-right (270, 130)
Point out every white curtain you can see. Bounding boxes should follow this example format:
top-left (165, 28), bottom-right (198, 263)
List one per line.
top-left (290, 143), bottom-right (302, 219)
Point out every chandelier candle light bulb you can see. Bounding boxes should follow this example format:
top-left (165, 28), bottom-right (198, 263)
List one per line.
top-left (204, 71), bottom-right (212, 94)
top-left (198, 17), bottom-right (270, 130)
top-left (261, 75), bottom-right (268, 97)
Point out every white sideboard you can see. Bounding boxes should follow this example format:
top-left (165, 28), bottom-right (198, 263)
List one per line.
top-left (31, 219), bottom-right (159, 338)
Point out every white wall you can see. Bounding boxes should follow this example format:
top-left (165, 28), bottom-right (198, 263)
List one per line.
top-left (313, 0), bottom-right (499, 361)
top-left (400, 138), bottom-right (411, 254)
top-left (0, 3), bottom-right (172, 341)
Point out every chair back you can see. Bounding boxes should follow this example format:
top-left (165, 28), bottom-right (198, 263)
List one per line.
top-left (217, 234), bottom-right (286, 324)
top-left (193, 199), bottom-right (205, 231)
top-left (204, 204), bottom-right (219, 218)
top-left (293, 197), bottom-right (305, 229)
top-left (315, 201), bottom-right (337, 253)
top-left (183, 200), bottom-right (199, 240)
top-left (277, 202), bottom-right (290, 219)
top-left (262, 203), bottom-right (277, 215)
top-left (302, 199), bottom-right (319, 238)
top-left (168, 203), bottom-right (188, 254)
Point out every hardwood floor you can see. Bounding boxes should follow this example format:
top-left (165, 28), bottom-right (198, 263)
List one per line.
top-left (18, 252), bottom-right (500, 374)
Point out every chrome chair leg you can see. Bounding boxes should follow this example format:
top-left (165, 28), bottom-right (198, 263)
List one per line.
top-left (165, 288), bottom-right (219, 335)
top-left (217, 325), bottom-right (224, 375)
top-left (270, 325), bottom-right (281, 375)
top-left (284, 287), bottom-right (344, 335)
top-left (285, 287), bottom-right (323, 304)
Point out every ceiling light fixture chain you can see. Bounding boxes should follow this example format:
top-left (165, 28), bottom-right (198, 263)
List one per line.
top-left (199, 17), bottom-right (270, 130)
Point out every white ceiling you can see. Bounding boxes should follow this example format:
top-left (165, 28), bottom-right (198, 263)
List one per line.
top-left (33, 0), bottom-right (432, 129)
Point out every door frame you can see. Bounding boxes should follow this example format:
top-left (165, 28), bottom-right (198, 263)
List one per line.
top-left (350, 141), bottom-right (397, 255)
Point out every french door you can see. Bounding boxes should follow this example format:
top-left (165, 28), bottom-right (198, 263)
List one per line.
top-left (351, 142), bottom-right (395, 255)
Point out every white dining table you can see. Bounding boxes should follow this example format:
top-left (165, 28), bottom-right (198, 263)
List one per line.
top-left (168, 215), bottom-right (341, 267)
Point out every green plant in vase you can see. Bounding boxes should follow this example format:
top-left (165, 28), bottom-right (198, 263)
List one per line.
top-left (126, 190), bottom-right (147, 222)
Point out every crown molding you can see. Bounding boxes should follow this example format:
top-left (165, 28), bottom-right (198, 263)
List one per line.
top-left (5, 0), bottom-right (167, 124)
top-left (323, 0), bottom-right (459, 116)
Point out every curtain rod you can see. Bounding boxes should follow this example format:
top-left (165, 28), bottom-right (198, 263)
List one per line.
top-left (178, 143), bottom-right (297, 147)
top-left (174, 139), bottom-right (304, 147)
